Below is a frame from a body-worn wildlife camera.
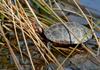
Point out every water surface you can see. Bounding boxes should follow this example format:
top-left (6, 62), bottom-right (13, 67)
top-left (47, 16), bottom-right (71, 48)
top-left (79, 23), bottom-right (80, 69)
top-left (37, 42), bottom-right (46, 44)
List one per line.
top-left (80, 0), bottom-right (100, 16)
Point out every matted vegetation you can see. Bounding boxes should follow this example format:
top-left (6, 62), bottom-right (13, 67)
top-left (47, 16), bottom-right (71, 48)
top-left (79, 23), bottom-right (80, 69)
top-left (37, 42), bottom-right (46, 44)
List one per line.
top-left (0, 0), bottom-right (100, 70)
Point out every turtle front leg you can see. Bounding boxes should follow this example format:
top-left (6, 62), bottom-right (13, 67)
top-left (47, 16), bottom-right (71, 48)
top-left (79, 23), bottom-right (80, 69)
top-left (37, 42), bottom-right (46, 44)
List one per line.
top-left (47, 42), bottom-right (53, 50)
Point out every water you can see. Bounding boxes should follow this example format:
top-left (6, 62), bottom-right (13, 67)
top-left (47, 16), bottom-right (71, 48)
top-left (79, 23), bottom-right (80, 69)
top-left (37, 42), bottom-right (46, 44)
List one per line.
top-left (80, 0), bottom-right (100, 37)
top-left (80, 0), bottom-right (100, 17)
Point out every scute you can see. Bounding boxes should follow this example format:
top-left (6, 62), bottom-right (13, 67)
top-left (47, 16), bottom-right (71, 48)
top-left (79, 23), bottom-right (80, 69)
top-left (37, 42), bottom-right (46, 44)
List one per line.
top-left (44, 22), bottom-right (92, 44)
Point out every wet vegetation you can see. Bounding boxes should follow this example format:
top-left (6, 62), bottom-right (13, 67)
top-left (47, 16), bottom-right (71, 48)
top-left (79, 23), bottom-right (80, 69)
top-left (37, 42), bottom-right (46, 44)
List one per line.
top-left (0, 0), bottom-right (100, 70)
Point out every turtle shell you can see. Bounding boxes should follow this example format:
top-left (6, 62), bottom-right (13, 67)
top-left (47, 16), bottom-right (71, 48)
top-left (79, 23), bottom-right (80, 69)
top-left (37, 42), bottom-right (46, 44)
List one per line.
top-left (44, 22), bottom-right (92, 44)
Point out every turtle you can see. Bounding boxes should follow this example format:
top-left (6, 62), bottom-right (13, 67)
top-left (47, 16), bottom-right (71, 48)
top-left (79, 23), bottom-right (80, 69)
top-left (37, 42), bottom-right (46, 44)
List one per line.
top-left (44, 22), bottom-right (92, 45)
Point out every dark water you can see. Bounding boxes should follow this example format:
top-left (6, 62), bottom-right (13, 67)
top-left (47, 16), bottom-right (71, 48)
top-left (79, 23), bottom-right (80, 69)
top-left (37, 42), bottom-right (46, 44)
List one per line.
top-left (80, 0), bottom-right (100, 17)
